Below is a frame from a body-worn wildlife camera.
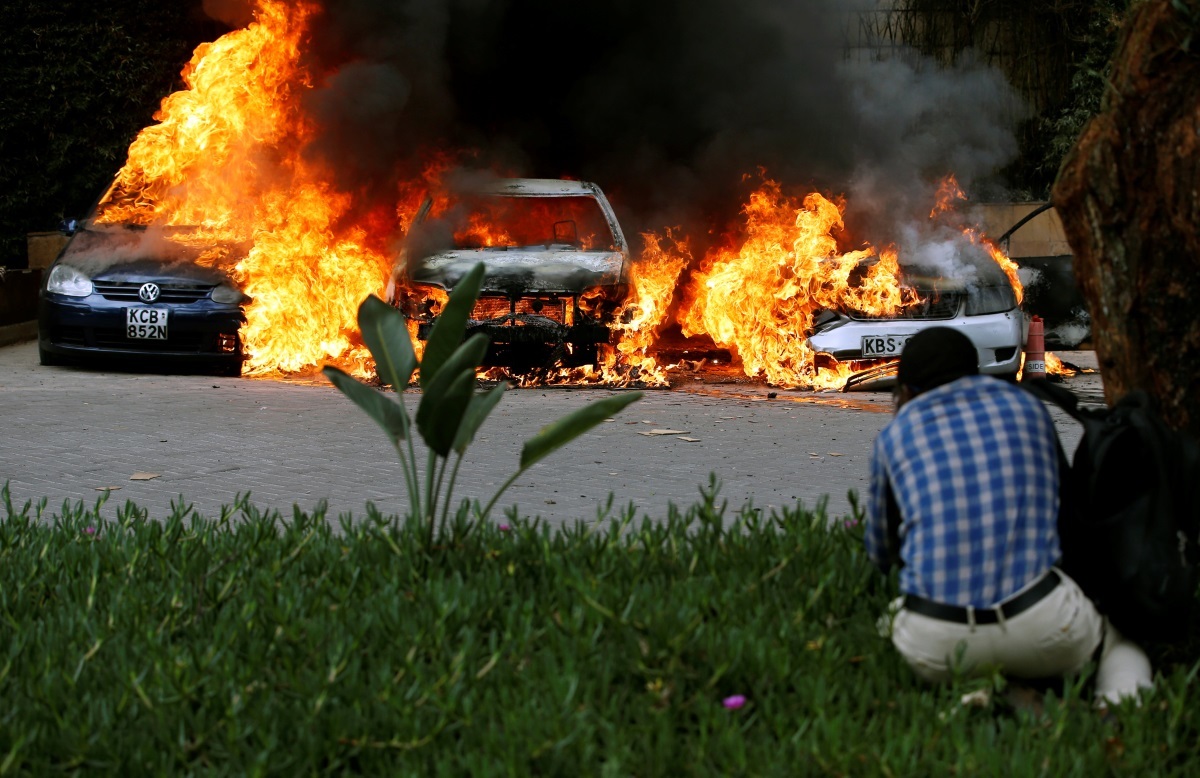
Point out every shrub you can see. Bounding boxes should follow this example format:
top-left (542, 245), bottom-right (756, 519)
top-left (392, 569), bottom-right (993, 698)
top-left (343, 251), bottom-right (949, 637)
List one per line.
top-left (2, 482), bottom-right (1198, 775)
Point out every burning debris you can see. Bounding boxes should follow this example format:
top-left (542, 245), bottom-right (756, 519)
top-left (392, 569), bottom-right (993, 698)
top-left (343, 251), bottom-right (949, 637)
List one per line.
top-left (90, 0), bottom-right (1057, 390)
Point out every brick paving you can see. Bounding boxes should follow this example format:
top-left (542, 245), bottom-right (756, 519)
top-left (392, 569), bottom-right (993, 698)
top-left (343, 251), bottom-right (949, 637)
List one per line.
top-left (0, 339), bottom-right (1100, 527)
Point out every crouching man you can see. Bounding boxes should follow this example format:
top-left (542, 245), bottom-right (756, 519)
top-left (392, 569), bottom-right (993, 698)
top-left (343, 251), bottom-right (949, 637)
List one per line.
top-left (866, 327), bottom-right (1151, 706)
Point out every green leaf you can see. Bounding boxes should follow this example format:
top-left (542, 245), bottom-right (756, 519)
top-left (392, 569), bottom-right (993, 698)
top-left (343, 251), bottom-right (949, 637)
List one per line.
top-left (520, 392), bottom-right (642, 469)
top-left (323, 366), bottom-right (410, 443)
top-left (357, 295), bottom-right (416, 392)
top-left (420, 263), bottom-right (486, 389)
top-left (415, 334), bottom-right (490, 455)
top-left (416, 368), bottom-right (476, 457)
top-left (453, 383), bottom-right (507, 455)
top-left (416, 333), bottom-right (491, 421)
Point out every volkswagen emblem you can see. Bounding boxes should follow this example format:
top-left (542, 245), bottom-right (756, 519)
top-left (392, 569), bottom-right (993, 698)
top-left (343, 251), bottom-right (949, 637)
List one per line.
top-left (138, 283), bottom-right (161, 303)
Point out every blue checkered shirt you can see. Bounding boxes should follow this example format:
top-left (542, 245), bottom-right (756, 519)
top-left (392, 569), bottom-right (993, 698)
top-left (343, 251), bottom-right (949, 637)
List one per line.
top-left (866, 375), bottom-right (1061, 608)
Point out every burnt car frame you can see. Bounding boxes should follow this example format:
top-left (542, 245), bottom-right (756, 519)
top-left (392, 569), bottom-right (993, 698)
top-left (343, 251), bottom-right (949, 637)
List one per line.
top-left (38, 220), bottom-right (248, 376)
top-left (388, 178), bottom-right (629, 369)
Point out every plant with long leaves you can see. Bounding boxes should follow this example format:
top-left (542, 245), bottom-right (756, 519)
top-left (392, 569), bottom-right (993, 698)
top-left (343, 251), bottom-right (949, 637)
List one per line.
top-left (323, 263), bottom-right (641, 544)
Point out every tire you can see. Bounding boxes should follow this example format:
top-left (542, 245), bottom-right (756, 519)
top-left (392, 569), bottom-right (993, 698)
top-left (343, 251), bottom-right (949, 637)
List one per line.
top-left (215, 360), bottom-right (243, 378)
top-left (38, 345), bottom-right (62, 366)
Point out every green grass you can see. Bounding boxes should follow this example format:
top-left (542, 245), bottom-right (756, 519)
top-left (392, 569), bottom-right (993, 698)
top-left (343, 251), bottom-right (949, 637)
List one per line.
top-left (1, 480), bottom-right (1197, 776)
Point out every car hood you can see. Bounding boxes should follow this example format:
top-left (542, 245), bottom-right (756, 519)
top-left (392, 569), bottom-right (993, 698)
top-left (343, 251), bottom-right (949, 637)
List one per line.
top-left (57, 225), bottom-right (242, 286)
top-left (411, 248), bottom-right (625, 294)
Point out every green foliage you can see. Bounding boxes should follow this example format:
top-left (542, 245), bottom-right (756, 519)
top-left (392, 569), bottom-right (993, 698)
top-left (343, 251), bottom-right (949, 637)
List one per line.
top-left (0, 1), bottom-right (214, 264)
top-left (897, 0), bottom-right (1135, 197)
top-left (2, 481), bottom-right (1197, 774)
top-left (323, 264), bottom-right (642, 545)
top-left (1036, 1), bottom-right (1133, 186)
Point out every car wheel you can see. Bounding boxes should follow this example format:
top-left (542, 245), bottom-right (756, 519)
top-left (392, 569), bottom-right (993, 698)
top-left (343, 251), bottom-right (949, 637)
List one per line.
top-left (39, 345), bottom-right (62, 367)
top-left (215, 361), bottom-right (243, 378)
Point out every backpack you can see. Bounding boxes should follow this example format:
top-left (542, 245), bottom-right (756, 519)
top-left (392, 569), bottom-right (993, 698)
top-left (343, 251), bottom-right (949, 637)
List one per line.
top-left (1024, 380), bottom-right (1200, 644)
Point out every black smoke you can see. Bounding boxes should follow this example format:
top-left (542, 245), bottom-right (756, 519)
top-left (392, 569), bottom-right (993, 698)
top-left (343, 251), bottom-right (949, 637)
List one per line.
top-left (207, 0), bottom-right (1025, 249)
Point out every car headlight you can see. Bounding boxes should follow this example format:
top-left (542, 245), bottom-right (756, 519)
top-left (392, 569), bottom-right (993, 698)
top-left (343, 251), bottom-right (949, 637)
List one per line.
top-left (45, 264), bottom-right (93, 297)
top-left (965, 284), bottom-right (1017, 316)
top-left (210, 284), bottom-right (245, 304)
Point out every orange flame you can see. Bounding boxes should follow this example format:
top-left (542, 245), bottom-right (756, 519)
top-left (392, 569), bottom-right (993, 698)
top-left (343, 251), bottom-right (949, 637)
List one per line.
top-left (448, 198), bottom-right (609, 251)
top-left (930, 174), bottom-right (967, 219)
top-left (94, 0), bottom-right (388, 376)
top-left (677, 178), bottom-right (918, 389)
top-left (603, 230), bottom-right (692, 384)
top-left (1017, 351), bottom-right (1083, 381)
top-left (97, 7), bottom-right (1028, 391)
top-left (927, 175), bottom-right (1024, 306)
top-left (978, 234), bottom-right (1024, 306)
top-left (1046, 352), bottom-right (1076, 377)
top-left (471, 232), bottom-right (690, 388)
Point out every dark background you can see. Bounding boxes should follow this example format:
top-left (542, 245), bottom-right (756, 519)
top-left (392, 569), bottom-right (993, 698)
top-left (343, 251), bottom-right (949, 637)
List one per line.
top-left (0, 1), bottom-right (226, 264)
top-left (0, 0), bottom-right (1126, 266)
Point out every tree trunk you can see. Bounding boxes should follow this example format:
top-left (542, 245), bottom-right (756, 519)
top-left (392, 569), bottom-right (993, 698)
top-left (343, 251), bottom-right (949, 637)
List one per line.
top-left (1052, 0), bottom-right (1200, 435)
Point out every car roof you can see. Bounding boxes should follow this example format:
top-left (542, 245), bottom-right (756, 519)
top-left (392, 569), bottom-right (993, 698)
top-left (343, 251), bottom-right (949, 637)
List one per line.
top-left (470, 178), bottom-right (599, 197)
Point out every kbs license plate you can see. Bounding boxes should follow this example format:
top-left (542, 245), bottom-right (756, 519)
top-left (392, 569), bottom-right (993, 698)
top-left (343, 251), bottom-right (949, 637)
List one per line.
top-left (126, 308), bottom-right (169, 339)
top-left (861, 334), bottom-right (911, 357)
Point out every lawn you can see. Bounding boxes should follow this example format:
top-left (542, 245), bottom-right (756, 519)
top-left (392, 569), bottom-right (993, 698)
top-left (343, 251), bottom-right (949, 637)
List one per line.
top-left (1, 480), bottom-right (1196, 776)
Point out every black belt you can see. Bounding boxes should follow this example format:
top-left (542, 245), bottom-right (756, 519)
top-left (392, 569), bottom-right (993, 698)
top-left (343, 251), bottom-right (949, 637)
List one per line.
top-left (902, 569), bottom-right (1061, 625)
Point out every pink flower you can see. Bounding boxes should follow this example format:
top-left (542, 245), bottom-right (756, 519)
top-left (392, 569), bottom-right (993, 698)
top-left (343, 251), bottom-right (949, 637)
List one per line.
top-left (722, 694), bottom-right (747, 710)
top-left (84, 526), bottom-right (96, 536)
top-left (844, 519), bottom-right (860, 528)
top-left (498, 524), bottom-right (511, 532)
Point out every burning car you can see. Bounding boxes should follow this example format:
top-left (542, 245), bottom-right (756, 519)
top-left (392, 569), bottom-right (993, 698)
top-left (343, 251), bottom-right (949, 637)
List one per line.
top-left (38, 220), bottom-right (248, 376)
top-left (806, 251), bottom-right (1023, 385)
top-left (388, 178), bottom-right (629, 368)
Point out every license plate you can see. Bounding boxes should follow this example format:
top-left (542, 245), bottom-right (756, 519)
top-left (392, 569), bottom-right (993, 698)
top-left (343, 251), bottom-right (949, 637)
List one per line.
top-left (861, 334), bottom-right (912, 357)
top-left (126, 307), bottom-right (169, 340)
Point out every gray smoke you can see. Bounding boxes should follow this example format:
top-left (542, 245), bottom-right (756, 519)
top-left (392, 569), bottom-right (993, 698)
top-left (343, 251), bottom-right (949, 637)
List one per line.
top-left (1047, 309), bottom-right (1091, 349)
top-left (60, 225), bottom-right (241, 278)
top-left (201, 0), bottom-right (1027, 256)
top-left (839, 52), bottom-right (1026, 248)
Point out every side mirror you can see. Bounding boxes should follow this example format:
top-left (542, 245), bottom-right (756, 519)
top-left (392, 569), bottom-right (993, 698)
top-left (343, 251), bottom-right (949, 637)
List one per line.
top-left (58, 218), bottom-right (79, 236)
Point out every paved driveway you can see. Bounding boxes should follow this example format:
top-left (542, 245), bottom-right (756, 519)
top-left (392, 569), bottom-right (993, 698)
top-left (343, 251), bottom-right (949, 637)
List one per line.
top-left (0, 340), bottom-right (1099, 527)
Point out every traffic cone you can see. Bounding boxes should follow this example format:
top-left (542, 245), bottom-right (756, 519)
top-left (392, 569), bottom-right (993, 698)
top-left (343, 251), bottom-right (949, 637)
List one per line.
top-left (1023, 315), bottom-right (1046, 381)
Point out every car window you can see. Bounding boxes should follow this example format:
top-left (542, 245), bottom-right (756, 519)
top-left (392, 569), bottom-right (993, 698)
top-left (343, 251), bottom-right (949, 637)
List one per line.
top-left (424, 195), bottom-right (617, 252)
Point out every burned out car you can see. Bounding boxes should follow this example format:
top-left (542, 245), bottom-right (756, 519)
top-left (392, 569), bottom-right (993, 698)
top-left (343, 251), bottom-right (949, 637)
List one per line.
top-left (807, 251), bottom-right (1023, 383)
top-left (388, 178), bottom-right (628, 368)
top-left (38, 223), bottom-right (248, 376)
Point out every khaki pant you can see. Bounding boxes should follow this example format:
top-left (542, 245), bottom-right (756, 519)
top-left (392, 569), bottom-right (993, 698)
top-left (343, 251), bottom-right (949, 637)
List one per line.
top-left (888, 570), bottom-right (1152, 705)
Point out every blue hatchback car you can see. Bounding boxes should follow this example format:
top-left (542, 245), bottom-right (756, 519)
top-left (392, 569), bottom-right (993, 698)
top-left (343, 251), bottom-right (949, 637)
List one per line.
top-left (38, 223), bottom-right (248, 376)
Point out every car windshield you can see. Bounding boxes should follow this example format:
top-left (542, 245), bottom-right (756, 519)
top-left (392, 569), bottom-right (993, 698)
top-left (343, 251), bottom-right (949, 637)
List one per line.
top-left (425, 195), bottom-right (617, 252)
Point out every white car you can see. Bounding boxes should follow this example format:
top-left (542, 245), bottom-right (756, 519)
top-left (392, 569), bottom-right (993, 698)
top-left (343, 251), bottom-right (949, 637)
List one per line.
top-left (807, 258), bottom-right (1024, 388)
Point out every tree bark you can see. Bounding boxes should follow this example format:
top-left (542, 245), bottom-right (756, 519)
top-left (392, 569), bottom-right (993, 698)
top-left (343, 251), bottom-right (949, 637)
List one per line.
top-left (1052, 0), bottom-right (1200, 435)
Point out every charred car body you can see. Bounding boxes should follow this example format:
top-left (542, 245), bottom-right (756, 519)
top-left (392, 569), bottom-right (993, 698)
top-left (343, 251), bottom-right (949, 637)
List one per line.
top-left (388, 178), bottom-right (628, 368)
top-left (38, 222), bottom-right (248, 375)
top-left (807, 251), bottom-right (1023, 383)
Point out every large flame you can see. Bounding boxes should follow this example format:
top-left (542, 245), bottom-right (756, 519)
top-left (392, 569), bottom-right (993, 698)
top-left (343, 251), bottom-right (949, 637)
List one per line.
top-left (677, 179), bottom-right (918, 389)
top-left (603, 230), bottom-right (692, 384)
top-left (94, 0), bottom-right (388, 376)
top-left (96, 3), bottom-right (1030, 391)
